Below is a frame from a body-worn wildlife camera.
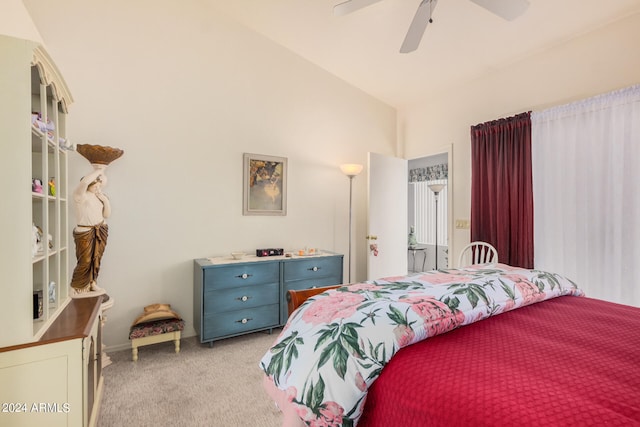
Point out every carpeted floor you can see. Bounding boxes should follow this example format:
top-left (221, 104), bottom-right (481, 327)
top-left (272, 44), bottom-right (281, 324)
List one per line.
top-left (98, 331), bottom-right (283, 427)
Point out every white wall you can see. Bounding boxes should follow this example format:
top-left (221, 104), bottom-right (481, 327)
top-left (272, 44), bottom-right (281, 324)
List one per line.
top-left (401, 12), bottom-right (640, 264)
top-left (24, 0), bottom-right (397, 349)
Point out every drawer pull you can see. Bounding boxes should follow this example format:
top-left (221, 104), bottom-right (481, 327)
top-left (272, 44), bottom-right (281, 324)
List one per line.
top-left (238, 295), bottom-right (250, 302)
top-left (238, 273), bottom-right (253, 279)
top-left (237, 317), bottom-right (252, 324)
top-left (309, 266), bottom-right (320, 272)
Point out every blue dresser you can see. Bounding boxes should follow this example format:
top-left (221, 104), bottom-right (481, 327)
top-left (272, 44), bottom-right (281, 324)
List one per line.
top-left (194, 252), bottom-right (343, 346)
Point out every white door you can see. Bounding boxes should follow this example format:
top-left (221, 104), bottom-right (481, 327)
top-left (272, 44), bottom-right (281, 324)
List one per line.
top-left (367, 152), bottom-right (408, 280)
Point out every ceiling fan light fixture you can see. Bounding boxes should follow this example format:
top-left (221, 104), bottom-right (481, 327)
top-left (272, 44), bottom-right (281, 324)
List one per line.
top-left (335, 0), bottom-right (529, 55)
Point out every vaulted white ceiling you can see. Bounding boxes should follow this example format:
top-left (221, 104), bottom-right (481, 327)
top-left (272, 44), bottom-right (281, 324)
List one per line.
top-left (212, 0), bottom-right (640, 109)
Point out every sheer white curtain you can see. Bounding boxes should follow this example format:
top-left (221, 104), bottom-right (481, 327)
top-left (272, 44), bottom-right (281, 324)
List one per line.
top-left (531, 85), bottom-right (640, 307)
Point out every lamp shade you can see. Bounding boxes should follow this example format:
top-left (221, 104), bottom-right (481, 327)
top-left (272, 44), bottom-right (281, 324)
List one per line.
top-left (428, 183), bottom-right (445, 194)
top-left (340, 163), bottom-right (364, 177)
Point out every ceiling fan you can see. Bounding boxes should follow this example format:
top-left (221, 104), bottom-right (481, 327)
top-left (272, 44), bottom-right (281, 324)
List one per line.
top-left (334, 0), bottom-right (530, 53)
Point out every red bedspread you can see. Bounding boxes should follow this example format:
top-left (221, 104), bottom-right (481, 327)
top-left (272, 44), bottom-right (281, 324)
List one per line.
top-left (359, 296), bottom-right (640, 426)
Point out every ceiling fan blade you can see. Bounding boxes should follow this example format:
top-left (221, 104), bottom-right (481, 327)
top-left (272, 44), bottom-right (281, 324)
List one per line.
top-left (333, 0), bottom-right (385, 16)
top-left (468, 0), bottom-right (529, 21)
top-left (400, 0), bottom-right (438, 54)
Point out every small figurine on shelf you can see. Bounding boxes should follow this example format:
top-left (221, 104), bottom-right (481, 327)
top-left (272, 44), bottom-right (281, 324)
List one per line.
top-left (32, 178), bottom-right (43, 194)
top-left (32, 223), bottom-right (44, 256)
top-left (48, 177), bottom-right (56, 196)
top-left (47, 131), bottom-right (56, 145)
top-left (59, 136), bottom-right (71, 150)
top-left (31, 112), bottom-right (54, 133)
top-left (48, 281), bottom-right (57, 304)
top-left (32, 113), bottom-right (46, 132)
top-left (31, 223), bottom-right (39, 257)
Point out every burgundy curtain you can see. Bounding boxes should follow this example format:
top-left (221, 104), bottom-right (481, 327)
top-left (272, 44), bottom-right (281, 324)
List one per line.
top-left (470, 112), bottom-right (533, 268)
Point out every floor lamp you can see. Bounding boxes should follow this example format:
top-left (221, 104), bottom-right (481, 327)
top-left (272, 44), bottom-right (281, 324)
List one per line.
top-left (428, 183), bottom-right (445, 270)
top-left (340, 163), bottom-right (363, 283)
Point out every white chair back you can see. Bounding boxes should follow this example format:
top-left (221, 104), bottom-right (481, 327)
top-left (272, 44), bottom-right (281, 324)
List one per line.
top-left (458, 241), bottom-right (498, 268)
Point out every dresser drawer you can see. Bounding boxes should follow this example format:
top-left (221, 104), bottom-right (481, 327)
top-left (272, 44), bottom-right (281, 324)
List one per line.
top-left (202, 304), bottom-right (279, 340)
top-left (204, 262), bottom-right (279, 290)
top-left (204, 282), bottom-right (279, 313)
top-left (280, 274), bottom-right (343, 324)
top-left (283, 276), bottom-right (342, 295)
top-left (283, 257), bottom-right (342, 281)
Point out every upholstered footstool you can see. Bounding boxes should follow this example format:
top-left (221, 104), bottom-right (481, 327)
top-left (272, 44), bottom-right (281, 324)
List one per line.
top-left (129, 318), bottom-right (185, 361)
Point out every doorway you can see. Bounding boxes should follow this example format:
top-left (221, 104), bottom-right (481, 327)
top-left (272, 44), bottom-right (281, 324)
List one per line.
top-left (407, 152), bottom-right (449, 272)
top-left (366, 146), bottom-right (452, 281)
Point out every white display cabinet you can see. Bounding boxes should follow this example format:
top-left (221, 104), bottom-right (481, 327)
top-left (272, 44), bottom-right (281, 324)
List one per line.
top-left (0, 37), bottom-right (104, 427)
top-left (0, 36), bottom-right (73, 347)
top-left (30, 48), bottom-right (73, 338)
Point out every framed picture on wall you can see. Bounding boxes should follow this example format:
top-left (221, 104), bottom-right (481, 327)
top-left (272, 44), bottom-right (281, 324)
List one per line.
top-left (243, 153), bottom-right (287, 216)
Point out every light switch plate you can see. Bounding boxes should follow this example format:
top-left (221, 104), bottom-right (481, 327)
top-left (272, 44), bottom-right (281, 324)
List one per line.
top-left (455, 219), bottom-right (470, 229)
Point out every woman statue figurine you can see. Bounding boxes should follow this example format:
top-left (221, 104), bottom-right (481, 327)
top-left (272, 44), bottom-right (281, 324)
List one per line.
top-left (70, 164), bottom-right (111, 294)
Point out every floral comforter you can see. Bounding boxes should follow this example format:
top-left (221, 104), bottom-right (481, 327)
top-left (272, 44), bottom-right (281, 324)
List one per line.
top-left (259, 263), bottom-right (582, 427)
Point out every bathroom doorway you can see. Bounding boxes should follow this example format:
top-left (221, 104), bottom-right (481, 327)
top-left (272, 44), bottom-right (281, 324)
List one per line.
top-left (407, 151), bottom-right (449, 272)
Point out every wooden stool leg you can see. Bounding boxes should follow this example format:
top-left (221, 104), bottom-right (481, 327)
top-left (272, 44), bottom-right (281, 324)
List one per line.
top-left (132, 346), bottom-right (138, 362)
top-left (174, 338), bottom-right (180, 353)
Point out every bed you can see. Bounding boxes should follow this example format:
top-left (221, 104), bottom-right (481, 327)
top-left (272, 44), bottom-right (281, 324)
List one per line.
top-left (259, 263), bottom-right (640, 426)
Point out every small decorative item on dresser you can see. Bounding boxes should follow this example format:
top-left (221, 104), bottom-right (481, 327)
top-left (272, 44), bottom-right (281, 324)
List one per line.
top-left (256, 248), bottom-right (284, 257)
top-left (231, 251), bottom-right (246, 260)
